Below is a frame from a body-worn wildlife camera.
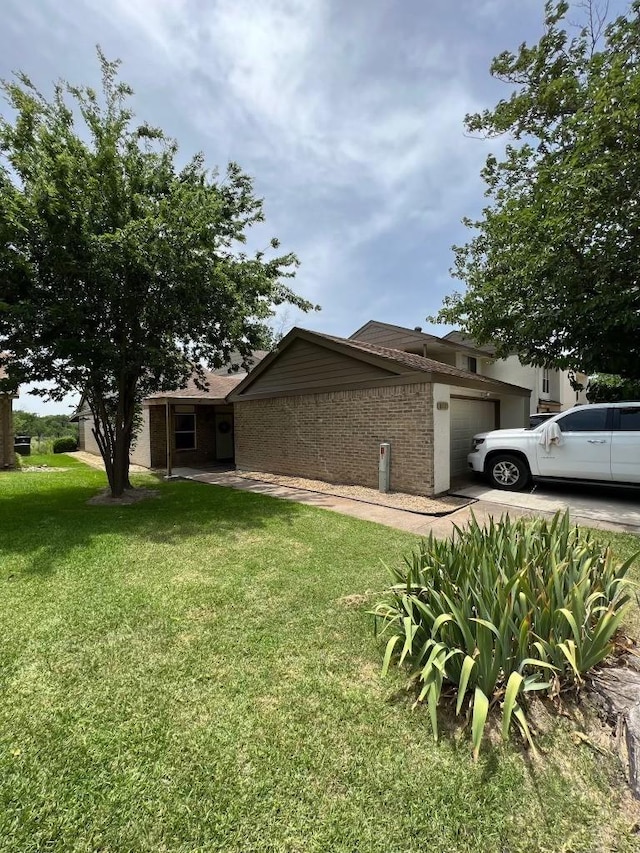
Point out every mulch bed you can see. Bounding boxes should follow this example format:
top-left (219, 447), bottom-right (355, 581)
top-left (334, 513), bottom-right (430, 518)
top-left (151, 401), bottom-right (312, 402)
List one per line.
top-left (87, 488), bottom-right (160, 506)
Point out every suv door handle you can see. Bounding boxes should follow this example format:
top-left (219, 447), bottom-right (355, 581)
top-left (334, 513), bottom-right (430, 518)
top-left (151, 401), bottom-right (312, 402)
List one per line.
top-left (587, 439), bottom-right (606, 444)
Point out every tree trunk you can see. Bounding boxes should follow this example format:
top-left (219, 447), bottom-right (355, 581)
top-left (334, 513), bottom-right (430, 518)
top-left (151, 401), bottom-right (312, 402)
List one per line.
top-left (111, 429), bottom-right (129, 498)
top-left (88, 379), bottom-right (139, 499)
top-left (590, 660), bottom-right (640, 799)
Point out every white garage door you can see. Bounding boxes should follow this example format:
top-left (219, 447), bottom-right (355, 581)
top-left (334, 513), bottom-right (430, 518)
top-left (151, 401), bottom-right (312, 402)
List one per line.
top-left (450, 397), bottom-right (497, 477)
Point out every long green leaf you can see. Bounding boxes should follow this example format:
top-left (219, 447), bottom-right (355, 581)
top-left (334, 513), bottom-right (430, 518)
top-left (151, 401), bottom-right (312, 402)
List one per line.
top-left (381, 635), bottom-right (400, 677)
top-left (471, 687), bottom-right (489, 761)
top-left (502, 672), bottom-right (523, 741)
top-left (456, 655), bottom-right (476, 715)
top-left (513, 704), bottom-right (537, 754)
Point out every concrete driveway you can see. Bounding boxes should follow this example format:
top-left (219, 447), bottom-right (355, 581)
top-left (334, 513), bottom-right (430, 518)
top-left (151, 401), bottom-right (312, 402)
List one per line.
top-left (452, 477), bottom-right (640, 533)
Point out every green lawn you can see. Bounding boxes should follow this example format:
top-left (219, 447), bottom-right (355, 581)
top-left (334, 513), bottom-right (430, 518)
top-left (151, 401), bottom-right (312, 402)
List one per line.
top-left (1, 456), bottom-right (639, 852)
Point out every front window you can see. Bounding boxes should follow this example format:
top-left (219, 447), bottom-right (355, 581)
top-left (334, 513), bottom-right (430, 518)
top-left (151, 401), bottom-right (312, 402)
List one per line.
top-left (557, 408), bottom-right (609, 432)
top-left (175, 413), bottom-right (196, 450)
top-left (467, 356), bottom-right (478, 373)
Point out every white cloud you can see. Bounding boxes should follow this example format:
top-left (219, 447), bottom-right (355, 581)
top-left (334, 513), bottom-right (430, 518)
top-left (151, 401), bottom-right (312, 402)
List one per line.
top-left (0, 0), bottom-right (564, 413)
top-left (92, 0), bottom-right (487, 242)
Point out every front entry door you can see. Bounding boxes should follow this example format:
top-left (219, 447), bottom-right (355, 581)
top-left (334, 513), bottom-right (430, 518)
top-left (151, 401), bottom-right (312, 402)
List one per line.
top-left (215, 413), bottom-right (235, 461)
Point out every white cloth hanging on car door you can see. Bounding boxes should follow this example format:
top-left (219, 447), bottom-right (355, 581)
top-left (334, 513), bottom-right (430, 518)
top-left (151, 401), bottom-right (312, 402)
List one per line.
top-left (537, 421), bottom-right (563, 451)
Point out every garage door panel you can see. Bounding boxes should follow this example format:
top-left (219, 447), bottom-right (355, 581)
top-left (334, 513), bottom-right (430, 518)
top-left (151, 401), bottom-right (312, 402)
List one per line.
top-left (450, 398), bottom-right (497, 477)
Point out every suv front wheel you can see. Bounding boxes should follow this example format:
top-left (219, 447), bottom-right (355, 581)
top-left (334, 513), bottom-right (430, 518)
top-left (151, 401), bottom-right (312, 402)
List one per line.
top-left (487, 454), bottom-right (530, 491)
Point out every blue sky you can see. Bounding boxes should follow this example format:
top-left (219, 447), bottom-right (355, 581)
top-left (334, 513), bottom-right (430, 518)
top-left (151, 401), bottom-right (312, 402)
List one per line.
top-left (1, 0), bottom-right (623, 414)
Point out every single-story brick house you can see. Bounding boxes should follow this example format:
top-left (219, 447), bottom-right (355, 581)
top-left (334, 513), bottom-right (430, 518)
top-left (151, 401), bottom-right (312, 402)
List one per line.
top-left (0, 361), bottom-right (17, 470)
top-left (76, 352), bottom-right (267, 471)
top-left (228, 328), bottom-right (531, 495)
top-left (76, 327), bottom-right (533, 496)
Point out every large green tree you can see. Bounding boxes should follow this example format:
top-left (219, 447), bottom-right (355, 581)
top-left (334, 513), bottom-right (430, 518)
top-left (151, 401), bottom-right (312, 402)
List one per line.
top-left (0, 52), bottom-right (313, 496)
top-left (434, 1), bottom-right (640, 380)
top-left (13, 410), bottom-right (78, 439)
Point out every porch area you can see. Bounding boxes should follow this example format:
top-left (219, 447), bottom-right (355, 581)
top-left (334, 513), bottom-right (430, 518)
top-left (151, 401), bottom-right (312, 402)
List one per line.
top-left (145, 402), bottom-right (236, 472)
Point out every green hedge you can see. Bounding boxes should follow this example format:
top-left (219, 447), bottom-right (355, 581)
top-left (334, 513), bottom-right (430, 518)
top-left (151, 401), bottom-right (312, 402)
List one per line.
top-left (52, 435), bottom-right (78, 454)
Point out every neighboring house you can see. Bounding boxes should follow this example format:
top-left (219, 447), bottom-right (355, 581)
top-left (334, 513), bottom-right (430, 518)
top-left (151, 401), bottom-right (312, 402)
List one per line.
top-left (75, 351), bottom-right (267, 470)
top-left (441, 330), bottom-right (588, 414)
top-left (229, 327), bottom-right (531, 495)
top-left (349, 322), bottom-right (587, 414)
top-left (0, 360), bottom-right (17, 470)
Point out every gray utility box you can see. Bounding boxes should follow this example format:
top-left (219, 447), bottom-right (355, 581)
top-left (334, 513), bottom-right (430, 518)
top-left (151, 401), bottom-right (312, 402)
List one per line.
top-left (378, 442), bottom-right (391, 493)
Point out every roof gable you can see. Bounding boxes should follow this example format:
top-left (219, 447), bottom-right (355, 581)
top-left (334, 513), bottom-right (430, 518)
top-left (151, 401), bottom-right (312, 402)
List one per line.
top-left (229, 333), bottom-right (403, 400)
top-left (228, 328), bottom-right (531, 401)
top-left (350, 320), bottom-right (490, 358)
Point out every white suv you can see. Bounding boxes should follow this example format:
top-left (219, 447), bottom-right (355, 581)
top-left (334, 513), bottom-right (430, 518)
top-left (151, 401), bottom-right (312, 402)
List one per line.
top-left (467, 403), bottom-right (640, 491)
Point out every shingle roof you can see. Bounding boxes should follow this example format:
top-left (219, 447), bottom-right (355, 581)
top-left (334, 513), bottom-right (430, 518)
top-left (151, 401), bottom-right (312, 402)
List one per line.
top-left (442, 331), bottom-right (495, 354)
top-left (350, 320), bottom-right (490, 356)
top-left (145, 369), bottom-right (245, 401)
top-left (315, 332), bottom-right (523, 391)
top-left (227, 327), bottom-right (532, 400)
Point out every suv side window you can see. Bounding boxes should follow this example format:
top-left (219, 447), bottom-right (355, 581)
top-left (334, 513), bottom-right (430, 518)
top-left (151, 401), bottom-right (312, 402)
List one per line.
top-left (616, 407), bottom-right (640, 431)
top-left (557, 408), bottom-right (610, 432)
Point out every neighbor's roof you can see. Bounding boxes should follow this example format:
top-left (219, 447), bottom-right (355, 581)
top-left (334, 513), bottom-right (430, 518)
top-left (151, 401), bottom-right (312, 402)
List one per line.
top-left (145, 370), bottom-right (246, 403)
top-left (228, 327), bottom-right (532, 400)
top-left (321, 333), bottom-right (524, 390)
top-left (72, 351), bottom-right (269, 414)
top-left (145, 350), bottom-right (269, 402)
top-left (350, 320), bottom-right (491, 358)
top-left (442, 330), bottom-right (495, 355)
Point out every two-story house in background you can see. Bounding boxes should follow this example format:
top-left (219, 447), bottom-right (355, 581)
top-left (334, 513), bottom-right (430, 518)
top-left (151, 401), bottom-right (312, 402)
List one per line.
top-left (441, 331), bottom-right (587, 415)
top-left (349, 322), bottom-right (587, 416)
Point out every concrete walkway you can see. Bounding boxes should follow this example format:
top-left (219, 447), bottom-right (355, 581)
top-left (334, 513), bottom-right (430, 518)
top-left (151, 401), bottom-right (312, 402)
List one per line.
top-left (172, 468), bottom-right (640, 538)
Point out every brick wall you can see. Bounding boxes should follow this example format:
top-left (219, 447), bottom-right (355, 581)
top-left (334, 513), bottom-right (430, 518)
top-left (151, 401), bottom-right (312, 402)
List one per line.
top-left (234, 382), bottom-right (434, 496)
top-left (149, 405), bottom-right (166, 468)
top-left (0, 395), bottom-right (15, 469)
top-left (149, 404), bottom-right (222, 469)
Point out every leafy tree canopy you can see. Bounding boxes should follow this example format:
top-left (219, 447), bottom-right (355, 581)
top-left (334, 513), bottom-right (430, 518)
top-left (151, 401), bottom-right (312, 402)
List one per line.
top-left (0, 51), bottom-right (315, 496)
top-left (586, 374), bottom-right (640, 402)
top-left (433, 1), bottom-right (640, 381)
top-left (13, 410), bottom-right (78, 439)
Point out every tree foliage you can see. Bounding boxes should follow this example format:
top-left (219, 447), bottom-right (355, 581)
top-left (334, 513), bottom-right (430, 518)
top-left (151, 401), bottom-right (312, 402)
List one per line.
top-left (13, 410), bottom-right (78, 439)
top-left (0, 51), bottom-right (314, 496)
top-left (434, 1), bottom-right (640, 380)
top-left (586, 373), bottom-right (640, 401)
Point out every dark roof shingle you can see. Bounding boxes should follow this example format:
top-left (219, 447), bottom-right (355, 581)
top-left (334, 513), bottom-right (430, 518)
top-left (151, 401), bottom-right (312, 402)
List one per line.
top-left (315, 332), bottom-right (522, 390)
top-left (145, 370), bottom-right (245, 401)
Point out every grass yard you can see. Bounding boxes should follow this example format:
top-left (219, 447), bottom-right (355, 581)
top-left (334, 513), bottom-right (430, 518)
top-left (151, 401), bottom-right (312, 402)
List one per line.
top-left (1, 456), bottom-right (639, 852)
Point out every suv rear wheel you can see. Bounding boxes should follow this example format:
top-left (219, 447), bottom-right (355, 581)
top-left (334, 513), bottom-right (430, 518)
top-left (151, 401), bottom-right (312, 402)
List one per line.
top-left (487, 454), bottom-right (530, 491)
